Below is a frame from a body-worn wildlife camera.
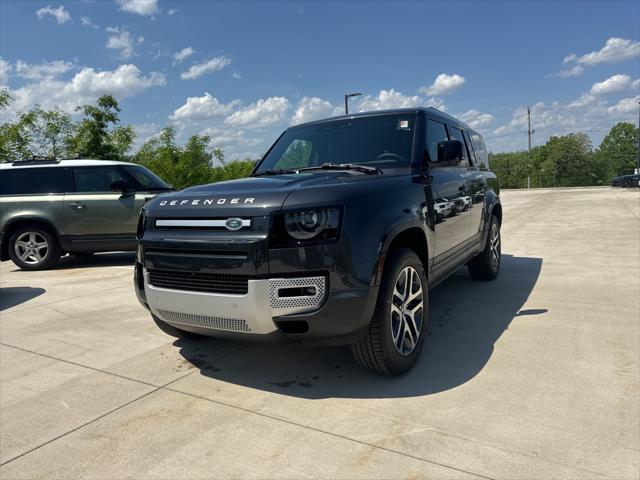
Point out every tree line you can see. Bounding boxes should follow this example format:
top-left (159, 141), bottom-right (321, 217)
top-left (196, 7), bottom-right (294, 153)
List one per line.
top-left (0, 90), bottom-right (255, 189)
top-left (1, 88), bottom-right (637, 190)
top-left (489, 124), bottom-right (638, 188)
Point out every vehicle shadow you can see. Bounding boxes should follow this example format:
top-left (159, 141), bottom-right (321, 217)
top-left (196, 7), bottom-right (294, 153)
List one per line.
top-left (0, 286), bottom-right (46, 311)
top-left (176, 253), bottom-right (543, 398)
top-left (53, 252), bottom-right (136, 270)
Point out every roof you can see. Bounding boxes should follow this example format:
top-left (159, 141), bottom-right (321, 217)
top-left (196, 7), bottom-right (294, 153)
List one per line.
top-left (289, 107), bottom-right (475, 133)
top-left (0, 159), bottom-right (129, 169)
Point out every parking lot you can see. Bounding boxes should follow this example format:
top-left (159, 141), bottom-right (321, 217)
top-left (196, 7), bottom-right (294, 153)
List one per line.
top-left (0, 187), bottom-right (638, 479)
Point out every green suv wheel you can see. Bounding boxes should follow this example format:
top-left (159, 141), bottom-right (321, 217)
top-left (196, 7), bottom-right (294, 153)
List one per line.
top-left (8, 225), bottom-right (61, 271)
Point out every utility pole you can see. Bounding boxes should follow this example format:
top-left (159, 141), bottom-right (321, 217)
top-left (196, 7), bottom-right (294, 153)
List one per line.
top-left (636, 100), bottom-right (639, 174)
top-left (527, 107), bottom-right (535, 188)
top-left (344, 92), bottom-right (362, 115)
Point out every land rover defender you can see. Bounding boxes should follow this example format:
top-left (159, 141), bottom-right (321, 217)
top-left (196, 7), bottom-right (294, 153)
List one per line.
top-left (134, 108), bottom-right (502, 375)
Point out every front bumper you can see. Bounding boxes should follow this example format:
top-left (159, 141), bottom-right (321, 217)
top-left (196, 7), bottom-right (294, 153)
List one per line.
top-left (134, 261), bottom-right (376, 346)
top-left (143, 268), bottom-right (326, 335)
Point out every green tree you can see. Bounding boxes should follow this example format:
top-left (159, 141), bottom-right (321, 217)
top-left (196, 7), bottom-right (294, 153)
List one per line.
top-left (596, 122), bottom-right (639, 179)
top-left (132, 126), bottom-right (255, 189)
top-left (0, 89), bottom-right (10, 112)
top-left (536, 133), bottom-right (598, 186)
top-left (0, 98), bottom-right (74, 161)
top-left (67, 94), bottom-right (135, 160)
top-left (18, 106), bottom-right (73, 158)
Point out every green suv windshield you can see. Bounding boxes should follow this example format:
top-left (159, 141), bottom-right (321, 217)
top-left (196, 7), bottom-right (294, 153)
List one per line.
top-left (254, 114), bottom-right (416, 175)
top-left (124, 165), bottom-right (172, 190)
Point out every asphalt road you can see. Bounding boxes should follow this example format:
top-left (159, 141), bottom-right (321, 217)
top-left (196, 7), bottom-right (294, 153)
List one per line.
top-left (1, 187), bottom-right (638, 479)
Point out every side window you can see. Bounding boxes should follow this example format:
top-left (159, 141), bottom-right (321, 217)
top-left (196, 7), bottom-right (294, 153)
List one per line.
top-left (72, 166), bottom-right (129, 193)
top-left (470, 133), bottom-right (489, 168)
top-left (448, 127), bottom-right (470, 167)
top-left (0, 168), bottom-right (65, 195)
top-left (426, 119), bottom-right (449, 162)
top-left (272, 139), bottom-right (313, 170)
top-left (463, 131), bottom-right (477, 166)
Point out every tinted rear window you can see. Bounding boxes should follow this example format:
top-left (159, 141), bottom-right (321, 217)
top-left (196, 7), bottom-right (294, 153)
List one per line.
top-left (0, 168), bottom-right (65, 195)
top-left (470, 133), bottom-right (489, 167)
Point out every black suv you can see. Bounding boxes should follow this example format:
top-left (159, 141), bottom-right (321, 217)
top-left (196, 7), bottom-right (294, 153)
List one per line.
top-left (134, 108), bottom-right (501, 375)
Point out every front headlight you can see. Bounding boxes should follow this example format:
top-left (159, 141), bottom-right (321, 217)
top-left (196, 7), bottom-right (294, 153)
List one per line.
top-left (271, 207), bottom-right (341, 247)
top-left (285, 208), bottom-right (340, 240)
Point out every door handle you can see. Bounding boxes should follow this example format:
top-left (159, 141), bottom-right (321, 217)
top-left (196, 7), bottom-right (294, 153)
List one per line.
top-left (69, 202), bottom-right (86, 210)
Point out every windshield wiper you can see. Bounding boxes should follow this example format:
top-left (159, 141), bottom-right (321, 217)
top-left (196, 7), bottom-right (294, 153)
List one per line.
top-left (253, 163), bottom-right (382, 177)
top-left (296, 163), bottom-right (382, 175)
top-left (252, 168), bottom-right (298, 176)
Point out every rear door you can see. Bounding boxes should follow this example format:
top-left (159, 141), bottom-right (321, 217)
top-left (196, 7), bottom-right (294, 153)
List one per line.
top-left (461, 129), bottom-right (486, 238)
top-left (63, 165), bottom-right (145, 249)
top-left (426, 119), bottom-right (470, 259)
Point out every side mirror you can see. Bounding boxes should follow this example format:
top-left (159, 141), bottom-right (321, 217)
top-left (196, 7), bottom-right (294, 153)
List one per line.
top-left (110, 180), bottom-right (133, 194)
top-left (437, 140), bottom-right (463, 164)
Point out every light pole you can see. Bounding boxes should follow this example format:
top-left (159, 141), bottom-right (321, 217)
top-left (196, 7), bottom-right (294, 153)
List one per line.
top-left (344, 92), bottom-right (362, 115)
top-left (636, 100), bottom-right (639, 174)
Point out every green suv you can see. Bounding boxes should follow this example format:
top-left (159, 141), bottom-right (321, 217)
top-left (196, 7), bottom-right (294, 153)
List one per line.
top-left (0, 159), bottom-right (171, 270)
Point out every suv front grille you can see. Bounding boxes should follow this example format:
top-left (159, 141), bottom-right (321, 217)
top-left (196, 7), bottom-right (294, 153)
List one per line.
top-left (148, 269), bottom-right (250, 295)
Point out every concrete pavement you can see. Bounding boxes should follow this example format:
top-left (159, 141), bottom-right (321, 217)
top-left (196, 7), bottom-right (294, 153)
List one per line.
top-left (1, 187), bottom-right (638, 479)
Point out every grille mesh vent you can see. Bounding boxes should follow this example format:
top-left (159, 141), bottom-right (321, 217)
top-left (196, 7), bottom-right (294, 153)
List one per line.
top-left (148, 269), bottom-right (249, 295)
top-left (157, 309), bottom-right (250, 332)
top-left (269, 276), bottom-right (326, 311)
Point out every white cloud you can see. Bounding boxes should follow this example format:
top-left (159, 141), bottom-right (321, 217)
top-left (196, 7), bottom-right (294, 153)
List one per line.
top-left (0, 58), bottom-right (12, 85)
top-left (557, 65), bottom-right (585, 78)
top-left (181, 56), bottom-right (231, 80)
top-left (457, 109), bottom-right (494, 129)
top-left (170, 92), bottom-right (241, 121)
top-left (590, 74), bottom-right (640, 95)
top-left (607, 95), bottom-right (640, 115)
top-left (424, 96), bottom-right (446, 111)
top-left (356, 89), bottom-right (423, 112)
top-left (14, 60), bottom-right (74, 80)
top-left (173, 47), bottom-right (194, 64)
top-left (232, 72), bottom-right (242, 80)
top-left (36, 5), bottom-right (71, 24)
top-left (1, 64), bottom-right (165, 118)
top-left (490, 92), bottom-right (639, 152)
top-left (200, 125), bottom-right (263, 151)
top-left (106, 27), bottom-right (136, 59)
top-left (224, 97), bottom-right (289, 128)
top-left (558, 38), bottom-right (640, 77)
top-left (167, 8), bottom-right (178, 16)
top-left (132, 122), bottom-right (161, 150)
top-left (573, 37), bottom-right (640, 66)
top-left (80, 16), bottom-right (99, 29)
top-left (291, 97), bottom-right (334, 125)
top-left (116, 0), bottom-right (160, 16)
top-left (420, 73), bottom-right (466, 96)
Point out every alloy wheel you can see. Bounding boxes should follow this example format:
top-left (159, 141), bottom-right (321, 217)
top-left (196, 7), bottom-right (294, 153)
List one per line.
top-left (14, 232), bottom-right (49, 265)
top-left (490, 223), bottom-right (501, 268)
top-left (390, 266), bottom-right (424, 356)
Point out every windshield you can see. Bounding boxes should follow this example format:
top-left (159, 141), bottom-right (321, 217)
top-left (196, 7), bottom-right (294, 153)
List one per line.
top-left (124, 165), bottom-right (171, 190)
top-left (254, 114), bottom-right (416, 175)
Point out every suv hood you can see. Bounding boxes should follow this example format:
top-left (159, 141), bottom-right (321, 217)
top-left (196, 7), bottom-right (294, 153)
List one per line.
top-left (144, 172), bottom-right (380, 218)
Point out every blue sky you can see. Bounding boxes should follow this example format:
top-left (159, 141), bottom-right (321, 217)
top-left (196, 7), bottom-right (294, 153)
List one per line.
top-left (1, 0), bottom-right (639, 160)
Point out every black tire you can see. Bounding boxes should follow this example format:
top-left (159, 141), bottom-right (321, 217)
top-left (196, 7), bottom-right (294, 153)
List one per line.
top-left (351, 248), bottom-right (428, 376)
top-left (8, 225), bottom-right (61, 271)
top-left (151, 314), bottom-right (204, 340)
top-left (468, 215), bottom-right (501, 281)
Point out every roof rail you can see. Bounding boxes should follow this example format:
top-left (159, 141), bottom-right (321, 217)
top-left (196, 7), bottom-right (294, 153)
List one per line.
top-left (11, 157), bottom-right (60, 166)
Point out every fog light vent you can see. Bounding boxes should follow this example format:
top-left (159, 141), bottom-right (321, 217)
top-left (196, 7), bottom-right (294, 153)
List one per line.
top-left (269, 276), bottom-right (326, 316)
